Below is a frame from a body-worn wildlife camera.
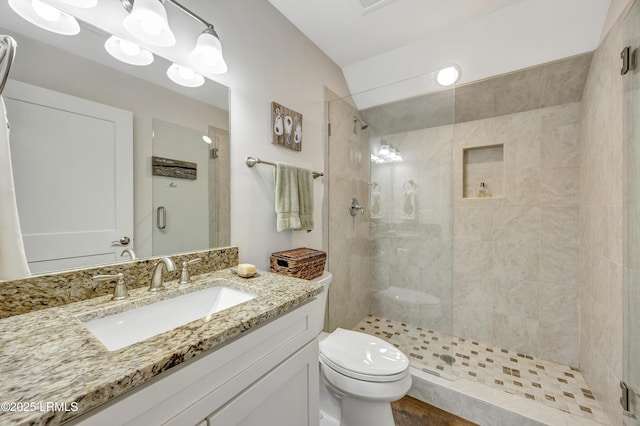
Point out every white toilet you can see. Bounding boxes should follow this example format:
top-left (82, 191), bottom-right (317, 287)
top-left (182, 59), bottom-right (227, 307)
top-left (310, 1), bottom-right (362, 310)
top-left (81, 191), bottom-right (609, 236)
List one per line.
top-left (313, 273), bottom-right (412, 426)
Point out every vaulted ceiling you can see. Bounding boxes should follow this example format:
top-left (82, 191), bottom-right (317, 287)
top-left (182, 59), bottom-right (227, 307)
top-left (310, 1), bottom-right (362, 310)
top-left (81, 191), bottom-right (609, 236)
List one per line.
top-left (269, 0), bottom-right (612, 105)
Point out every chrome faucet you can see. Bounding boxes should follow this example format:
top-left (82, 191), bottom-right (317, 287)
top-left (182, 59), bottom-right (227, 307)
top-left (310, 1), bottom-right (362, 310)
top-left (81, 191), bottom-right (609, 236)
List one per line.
top-left (149, 257), bottom-right (176, 292)
top-left (120, 247), bottom-right (137, 260)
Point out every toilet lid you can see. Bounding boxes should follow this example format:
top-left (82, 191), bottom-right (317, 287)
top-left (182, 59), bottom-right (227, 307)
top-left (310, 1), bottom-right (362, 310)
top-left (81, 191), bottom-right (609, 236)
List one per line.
top-left (319, 328), bottom-right (409, 382)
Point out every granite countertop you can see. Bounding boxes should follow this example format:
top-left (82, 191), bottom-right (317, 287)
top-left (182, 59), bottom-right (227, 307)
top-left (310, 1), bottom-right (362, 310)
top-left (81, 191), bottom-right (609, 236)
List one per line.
top-left (0, 268), bottom-right (323, 425)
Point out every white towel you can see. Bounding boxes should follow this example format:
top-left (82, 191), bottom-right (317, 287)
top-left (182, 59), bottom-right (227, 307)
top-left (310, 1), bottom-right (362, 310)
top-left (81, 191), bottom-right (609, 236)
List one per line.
top-left (0, 95), bottom-right (30, 280)
top-left (403, 190), bottom-right (415, 219)
top-left (275, 162), bottom-right (314, 232)
top-left (371, 191), bottom-right (381, 218)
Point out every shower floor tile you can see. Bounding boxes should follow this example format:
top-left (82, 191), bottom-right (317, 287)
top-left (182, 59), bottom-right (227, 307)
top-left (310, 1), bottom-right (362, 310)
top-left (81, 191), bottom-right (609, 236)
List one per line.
top-left (355, 315), bottom-right (610, 425)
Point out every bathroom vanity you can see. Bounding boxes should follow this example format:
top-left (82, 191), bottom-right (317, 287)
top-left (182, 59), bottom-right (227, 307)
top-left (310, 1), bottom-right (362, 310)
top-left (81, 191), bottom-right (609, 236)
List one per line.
top-left (0, 268), bottom-right (324, 425)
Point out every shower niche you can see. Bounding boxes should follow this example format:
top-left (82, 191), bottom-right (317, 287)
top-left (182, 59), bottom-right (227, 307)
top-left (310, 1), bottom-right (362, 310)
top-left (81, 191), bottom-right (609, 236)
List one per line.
top-left (462, 144), bottom-right (504, 198)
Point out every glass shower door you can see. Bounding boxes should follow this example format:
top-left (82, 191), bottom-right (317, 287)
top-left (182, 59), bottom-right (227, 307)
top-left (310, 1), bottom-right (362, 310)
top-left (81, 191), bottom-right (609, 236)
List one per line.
top-left (624, 1), bottom-right (640, 422)
top-left (328, 70), bottom-right (457, 378)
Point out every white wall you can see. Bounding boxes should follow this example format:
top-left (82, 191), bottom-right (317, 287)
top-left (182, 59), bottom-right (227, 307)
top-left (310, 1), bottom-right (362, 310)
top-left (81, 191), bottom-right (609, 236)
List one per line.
top-left (197, 0), bottom-right (352, 268)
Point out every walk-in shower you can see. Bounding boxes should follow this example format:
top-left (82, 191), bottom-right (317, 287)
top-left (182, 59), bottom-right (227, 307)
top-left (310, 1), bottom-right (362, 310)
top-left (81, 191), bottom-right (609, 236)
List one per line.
top-left (326, 56), bottom-right (607, 423)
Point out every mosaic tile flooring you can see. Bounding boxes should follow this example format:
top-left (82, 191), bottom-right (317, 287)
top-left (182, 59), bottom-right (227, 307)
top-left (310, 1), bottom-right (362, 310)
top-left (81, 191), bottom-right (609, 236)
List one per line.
top-left (356, 315), bottom-right (610, 425)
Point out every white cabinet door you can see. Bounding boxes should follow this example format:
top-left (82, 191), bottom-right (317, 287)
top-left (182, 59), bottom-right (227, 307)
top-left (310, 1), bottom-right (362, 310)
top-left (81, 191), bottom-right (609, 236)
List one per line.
top-left (3, 80), bottom-right (133, 273)
top-left (206, 340), bottom-right (319, 426)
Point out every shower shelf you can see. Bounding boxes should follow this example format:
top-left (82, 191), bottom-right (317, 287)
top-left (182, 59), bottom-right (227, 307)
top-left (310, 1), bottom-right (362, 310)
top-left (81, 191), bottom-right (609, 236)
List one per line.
top-left (462, 144), bottom-right (504, 199)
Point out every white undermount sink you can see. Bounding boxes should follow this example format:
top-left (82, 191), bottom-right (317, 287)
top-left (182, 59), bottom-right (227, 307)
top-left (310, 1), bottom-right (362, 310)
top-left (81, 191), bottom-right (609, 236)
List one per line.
top-left (80, 284), bottom-right (257, 351)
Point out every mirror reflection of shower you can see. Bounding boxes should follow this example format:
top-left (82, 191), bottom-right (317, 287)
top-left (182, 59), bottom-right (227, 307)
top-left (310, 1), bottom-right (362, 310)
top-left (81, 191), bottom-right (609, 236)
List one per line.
top-left (353, 115), bottom-right (369, 133)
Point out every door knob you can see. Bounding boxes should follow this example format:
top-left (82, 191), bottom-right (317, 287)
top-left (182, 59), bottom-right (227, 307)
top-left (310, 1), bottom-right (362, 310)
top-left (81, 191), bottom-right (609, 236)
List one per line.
top-left (112, 236), bottom-right (131, 246)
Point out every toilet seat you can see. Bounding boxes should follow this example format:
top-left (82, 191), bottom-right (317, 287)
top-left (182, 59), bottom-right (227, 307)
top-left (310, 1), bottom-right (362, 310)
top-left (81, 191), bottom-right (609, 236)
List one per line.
top-left (320, 358), bottom-right (412, 402)
top-left (319, 328), bottom-right (409, 383)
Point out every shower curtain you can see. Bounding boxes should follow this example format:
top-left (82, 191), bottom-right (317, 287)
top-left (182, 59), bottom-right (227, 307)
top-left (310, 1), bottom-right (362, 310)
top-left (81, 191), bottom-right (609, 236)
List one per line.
top-left (0, 95), bottom-right (30, 280)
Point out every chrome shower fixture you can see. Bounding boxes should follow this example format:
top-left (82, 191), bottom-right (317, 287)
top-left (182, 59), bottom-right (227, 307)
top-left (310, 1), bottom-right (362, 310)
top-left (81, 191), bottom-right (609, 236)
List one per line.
top-left (353, 116), bottom-right (369, 130)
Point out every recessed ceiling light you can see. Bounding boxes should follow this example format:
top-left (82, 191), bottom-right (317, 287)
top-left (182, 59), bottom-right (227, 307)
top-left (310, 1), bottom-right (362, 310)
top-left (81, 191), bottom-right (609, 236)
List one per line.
top-left (436, 65), bottom-right (461, 87)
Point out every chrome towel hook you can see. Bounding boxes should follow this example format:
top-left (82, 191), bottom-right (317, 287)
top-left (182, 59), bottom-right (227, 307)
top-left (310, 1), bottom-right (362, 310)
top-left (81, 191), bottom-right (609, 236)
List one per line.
top-left (349, 197), bottom-right (365, 217)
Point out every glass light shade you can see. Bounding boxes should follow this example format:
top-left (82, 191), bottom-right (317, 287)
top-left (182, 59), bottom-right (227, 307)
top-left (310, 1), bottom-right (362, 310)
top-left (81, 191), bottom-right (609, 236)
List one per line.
top-left (167, 63), bottom-right (204, 88)
top-left (105, 36), bottom-right (154, 66)
top-left (202, 135), bottom-right (213, 144)
top-left (8, 0), bottom-right (80, 35)
top-left (436, 65), bottom-right (460, 87)
top-left (57, 0), bottom-right (97, 8)
top-left (188, 31), bottom-right (228, 74)
top-left (123, 0), bottom-right (175, 47)
top-left (378, 144), bottom-right (390, 156)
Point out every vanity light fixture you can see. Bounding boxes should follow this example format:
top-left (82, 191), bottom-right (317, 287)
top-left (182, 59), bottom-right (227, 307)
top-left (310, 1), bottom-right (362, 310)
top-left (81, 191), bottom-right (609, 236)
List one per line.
top-left (8, 0), bottom-right (80, 35)
top-left (122, 0), bottom-right (176, 47)
top-left (202, 135), bottom-right (213, 144)
top-left (120, 0), bottom-right (228, 75)
top-left (188, 27), bottom-right (227, 75)
top-left (57, 0), bottom-right (98, 8)
top-left (11, 0), bottom-right (228, 87)
top-left (436, 64), bottom-right (461, 87)
top-left (105, 36), bottom-right (154, 66)
top-left (167, 62), bottom-right (204, 87)
top-left (371, 142), bottom-right (402, 164)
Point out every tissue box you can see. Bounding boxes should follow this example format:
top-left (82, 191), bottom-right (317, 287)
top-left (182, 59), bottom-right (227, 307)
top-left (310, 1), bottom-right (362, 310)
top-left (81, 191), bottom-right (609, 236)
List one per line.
top-left (270, 247), bottom-right (326, 280)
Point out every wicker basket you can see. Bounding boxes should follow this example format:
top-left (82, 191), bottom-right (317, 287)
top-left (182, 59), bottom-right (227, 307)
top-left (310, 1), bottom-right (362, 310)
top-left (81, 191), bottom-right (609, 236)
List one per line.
top-left (270, 247), bottom-right (327, 280)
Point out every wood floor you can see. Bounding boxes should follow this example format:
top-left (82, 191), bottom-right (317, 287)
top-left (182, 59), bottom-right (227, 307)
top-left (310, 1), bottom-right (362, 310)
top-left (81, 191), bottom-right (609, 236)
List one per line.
top-left (391, 396), bottom-right (478, 426)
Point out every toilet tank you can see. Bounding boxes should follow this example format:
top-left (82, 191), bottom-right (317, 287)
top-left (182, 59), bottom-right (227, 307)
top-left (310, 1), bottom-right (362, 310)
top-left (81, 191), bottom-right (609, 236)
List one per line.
top-left (311, 271), bottom-right (332, 333)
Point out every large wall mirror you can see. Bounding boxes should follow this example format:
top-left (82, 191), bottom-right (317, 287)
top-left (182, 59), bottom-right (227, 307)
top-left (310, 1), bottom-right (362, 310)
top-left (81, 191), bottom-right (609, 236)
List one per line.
top-left (0, 3), bottom-right (230, 277)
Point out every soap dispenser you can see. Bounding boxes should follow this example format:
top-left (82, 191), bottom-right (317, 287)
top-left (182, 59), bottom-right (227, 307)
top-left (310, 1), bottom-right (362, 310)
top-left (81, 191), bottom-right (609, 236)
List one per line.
top-left (476, 182), bottom-right (491, 198)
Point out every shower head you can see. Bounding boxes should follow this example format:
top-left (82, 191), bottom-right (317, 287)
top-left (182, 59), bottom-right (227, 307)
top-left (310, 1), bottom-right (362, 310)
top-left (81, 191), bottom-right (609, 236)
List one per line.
top-left (353, 116), bottom-right (369, 130)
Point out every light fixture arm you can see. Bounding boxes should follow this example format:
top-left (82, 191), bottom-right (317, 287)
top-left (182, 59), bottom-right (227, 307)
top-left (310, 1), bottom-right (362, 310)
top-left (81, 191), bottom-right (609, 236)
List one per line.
top-left (166, 0), bottom-right (213, 30)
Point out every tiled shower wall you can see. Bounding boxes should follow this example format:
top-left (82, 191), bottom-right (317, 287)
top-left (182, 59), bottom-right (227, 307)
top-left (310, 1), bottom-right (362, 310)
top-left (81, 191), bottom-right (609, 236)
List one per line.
top-left (367, 104), bottom-right (581, 366)
top-left (579, 5), bottom-right (625, 425)
top-left (363, 55), bottom-right (590, 368)
top-left (453, 104), bottom-right (581, 367)
top-left (325, 89), bottom-right (371, 331)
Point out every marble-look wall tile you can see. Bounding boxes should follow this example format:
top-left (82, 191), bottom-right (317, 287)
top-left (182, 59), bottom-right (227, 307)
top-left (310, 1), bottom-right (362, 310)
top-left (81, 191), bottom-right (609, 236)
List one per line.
top-left (360, 53), bottom-right (592, 137)
top-left (453, 102), bottom-right (581, 366)
top-left (540, 104), bottom-right (581, 168)
top-left (540, 167), bottom-right (580, 206)
top-left (540, 242), bottom-right (579, 286)
top-left (326, 93), bottom-right (371, 331)
top-left (578, 8), bottom-right (625, 426)
top-left (494, 280), bottom-right (540, 321)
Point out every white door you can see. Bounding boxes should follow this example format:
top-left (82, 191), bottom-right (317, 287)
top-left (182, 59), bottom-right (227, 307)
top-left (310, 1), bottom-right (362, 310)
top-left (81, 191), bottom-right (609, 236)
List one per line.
top-left (3, 80), bottom-right (133, 274)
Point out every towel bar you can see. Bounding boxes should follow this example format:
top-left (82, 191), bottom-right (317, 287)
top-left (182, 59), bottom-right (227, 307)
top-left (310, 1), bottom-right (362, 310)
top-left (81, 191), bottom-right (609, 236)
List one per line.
top-left (246, 156), bottom-right (324, 179)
